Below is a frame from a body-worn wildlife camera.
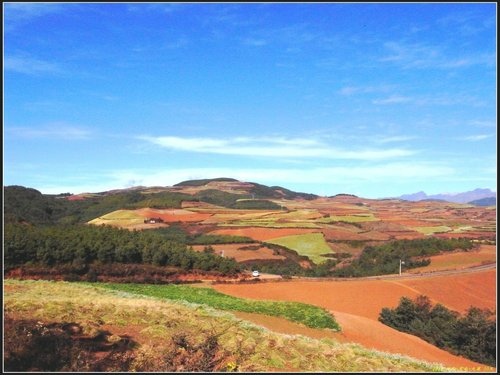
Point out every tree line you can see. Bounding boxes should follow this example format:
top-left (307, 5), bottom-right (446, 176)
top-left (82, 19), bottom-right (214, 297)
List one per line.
top-left (4, 223), bottom-right (241, 276)
top-left (331, 237), bottom-right (473, 277)
top-left (379, 295), bottom-right (496, 367)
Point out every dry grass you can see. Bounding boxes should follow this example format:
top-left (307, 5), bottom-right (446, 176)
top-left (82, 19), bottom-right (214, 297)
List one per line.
top-left (4, 279), bottom-right (456, 372)
top-left (88, 210), bottom-right (145, 227)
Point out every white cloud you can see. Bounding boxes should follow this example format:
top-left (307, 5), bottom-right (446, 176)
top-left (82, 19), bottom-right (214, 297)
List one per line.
top-left (139, 135), bottom-right (416, 160)
top-left (458, 134), bottom-right (494, 142)
top-left (4, 55), bottom-right (62, 75)
top-left (375, 136), bottom-right (417, 144)
top-left (338, 84), bottom-right (396, 96)
top-left (242, 38), bottom-right (268, 46)
top-left (4, 3), bottom-right (66, 28)
top-left (379, 41), bottom-right (494, 70)
top-left (6, 124), bottom-right (92, 140)
top-left (469, 120), bottom-right (497, 128)
top-left (35, 162), bottom-right (453, 196)
top-left (372, 95), bottom-right (412, 105)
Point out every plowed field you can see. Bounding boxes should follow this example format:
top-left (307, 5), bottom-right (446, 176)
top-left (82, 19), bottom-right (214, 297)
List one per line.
top-left (191, 243), bottom-right (286, 262)
top-left (213, 268), bottom-right (496, 370)
top-left (408, 245), bottom-right (496, 273)
top-left (209, 227), bottom-right (319, 241)
top-left (136, 208), bottom-right (212, 222)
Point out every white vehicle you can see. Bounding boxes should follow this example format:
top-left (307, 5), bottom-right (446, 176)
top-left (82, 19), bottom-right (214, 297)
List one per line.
top-left (252, 270), bottom-right (260, 277)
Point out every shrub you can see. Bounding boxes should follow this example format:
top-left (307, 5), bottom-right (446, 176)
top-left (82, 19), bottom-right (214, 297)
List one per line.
top-left (379, 295), bottom-right (496, 367)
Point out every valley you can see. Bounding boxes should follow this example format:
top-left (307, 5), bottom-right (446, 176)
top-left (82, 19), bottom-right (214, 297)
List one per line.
top-left (3, 178), bottom-right (496, 372)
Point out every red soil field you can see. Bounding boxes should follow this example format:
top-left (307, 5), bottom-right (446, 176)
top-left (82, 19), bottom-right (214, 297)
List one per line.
top-left (408, 245), bottom-right (496, 273)
top-left (135, 208), bottom-right (212, 222)
top-left (190, 243), bottom-right (286, 262)
top-left (393, 219), bottom-right (441, 226)
top-left (209, 227), bottom-right (319, 241)
top-left (322, 228), bottom-right (391, 241)
top-left (436, 232), bottom-right (496, 239)
top-left (213, 268), bottom-right (496, 370)
top-left (322, 228), bottom-right (366, 241)
top-left (381, 231), bottom-right (424, 240)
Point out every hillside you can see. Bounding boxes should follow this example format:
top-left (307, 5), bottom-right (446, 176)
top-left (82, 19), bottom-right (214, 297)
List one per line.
top-left (4, 279), bottom-right (455, 372)
top-left (4, 180), bottom-right (496, 278)
top-left (468, 197), bottom-right (496, 206)
top-left (3, 180), bottom-right (497, 372)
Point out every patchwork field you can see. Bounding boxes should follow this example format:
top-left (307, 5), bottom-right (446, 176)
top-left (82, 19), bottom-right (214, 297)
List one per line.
top-left (209, 227), bottom-right (320, 241)
top-left (191, 243), bottom-right (287, 262)
top-left (87, 193), bottom-right (496, 268)
top-left (407, 245), bottom-right (496, 273)
top-left (5, 180), bottom-right (497, 372)
top-left (265, 233), bottom-right (333, 265)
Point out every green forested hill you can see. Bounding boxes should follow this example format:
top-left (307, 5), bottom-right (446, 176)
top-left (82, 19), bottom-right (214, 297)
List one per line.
top-left (4, 181), bottom-right (298, 225)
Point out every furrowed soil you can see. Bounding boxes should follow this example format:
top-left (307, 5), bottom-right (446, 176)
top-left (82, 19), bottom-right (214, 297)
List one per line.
top-left (213, 268), bottom-right (496, 371)
top-left (191, 243), bottom-right (286, 262)
top-left (407, 245), bottom-right (496, 273)
top-left (210, 227), bottom-right (319, 241)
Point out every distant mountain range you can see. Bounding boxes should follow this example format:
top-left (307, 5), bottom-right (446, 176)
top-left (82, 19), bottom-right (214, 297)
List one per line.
top-left (399, 188), bottom-right (496, 205)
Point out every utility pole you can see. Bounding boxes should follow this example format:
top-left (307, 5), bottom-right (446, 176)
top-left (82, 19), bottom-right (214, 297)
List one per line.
top-left (399, 259), bottom-right (405, 276)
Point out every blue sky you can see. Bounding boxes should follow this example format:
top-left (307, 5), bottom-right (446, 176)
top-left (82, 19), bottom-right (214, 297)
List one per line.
top-left (3, 2), bottom-right (497, 198)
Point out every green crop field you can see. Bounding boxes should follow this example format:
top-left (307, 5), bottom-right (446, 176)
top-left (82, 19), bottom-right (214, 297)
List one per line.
top-left (265, 233), bottom-right (333, 264)
top-left (413, 226), bottom-right (452, 235)
top-left (95, 282), bottom-right (339, 330)
top-left (218, 220), bottom-right (321, 228)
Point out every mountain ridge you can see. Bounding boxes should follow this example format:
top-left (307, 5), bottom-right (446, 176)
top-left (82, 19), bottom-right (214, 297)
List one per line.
top-left (399, 188), bottom-right (496, 204)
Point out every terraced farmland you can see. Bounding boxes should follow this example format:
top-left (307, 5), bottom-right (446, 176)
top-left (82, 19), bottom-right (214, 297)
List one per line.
top-left (265, 233), bottom-right (333, 265)
top-left (88, 209), bottom-right (146, 228)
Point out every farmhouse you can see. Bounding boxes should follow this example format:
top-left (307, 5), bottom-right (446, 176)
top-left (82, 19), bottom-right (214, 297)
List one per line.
top-left (144, 217), bottom-right (164, 224)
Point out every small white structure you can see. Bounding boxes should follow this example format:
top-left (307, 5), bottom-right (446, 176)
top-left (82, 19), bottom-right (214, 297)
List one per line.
top-left (252, 270), bottom-right (260, 277)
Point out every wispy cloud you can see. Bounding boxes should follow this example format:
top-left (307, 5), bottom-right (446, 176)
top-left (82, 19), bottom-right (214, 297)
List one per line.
top-left (126, 3), bottom-right (181, 14)
top-left (4, 55), bottom-right (63, 76)
top-left (372, 93), bottom-right (486, 107)
top-left (338, 84), bottom-right (396, 96)
top-left (438, 10), bottom-right (495, 36)
top-left (458, 134), bottom-right (494, 142)
top-left (36, 161), bottom-right (452, 195)
top-left (6, 124), bottom-right (92, 140)
top-left (242, 37), bottom-right (268, 46)
top-left (469, 120), bottom-right (497, 128)
top-left (139, 135), bottom-right (416, 160)
top-left (373, 95), bottom-right (412, 105)
top-left (4, 3), bottom-right (66, 29)
top-left (379, 41), bottom-right (494, 69)
top-left (375, 136), bottom-right (418, 144)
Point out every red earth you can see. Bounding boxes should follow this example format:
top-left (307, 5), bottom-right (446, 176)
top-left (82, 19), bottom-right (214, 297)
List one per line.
top-left (212, 268), bottom-right (496, 371)
top-left (135, 208), bottom-right (212, 222)
top-left (209, 227), bottom-right (320, 241)
top-left (191, 243), bottom-right (286, 262)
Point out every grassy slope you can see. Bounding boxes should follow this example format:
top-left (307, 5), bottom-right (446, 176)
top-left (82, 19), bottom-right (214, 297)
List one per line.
top-left (4, 279), bottom-right (453, 372)
top-left (266, 233), bottom-right (333, 264)
top-left (88, 209), bottom-right (145, 226)
top-left (95, 282), bottom-right (339, 330)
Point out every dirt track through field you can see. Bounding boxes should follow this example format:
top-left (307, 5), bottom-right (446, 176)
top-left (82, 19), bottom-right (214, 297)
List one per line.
top-left (213, 268), bottom-right (496, 370)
